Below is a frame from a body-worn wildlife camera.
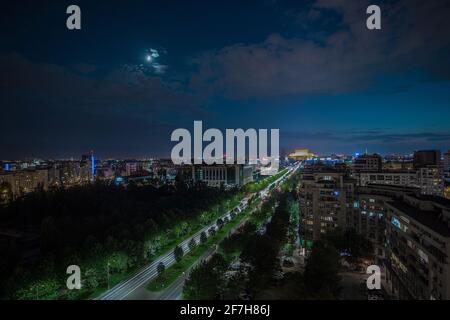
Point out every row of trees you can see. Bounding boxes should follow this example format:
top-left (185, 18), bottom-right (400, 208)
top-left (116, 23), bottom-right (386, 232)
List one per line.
top-left (263, 240), bottom-right (342, 300)
top-left (241, 193), bottom-right (295, 294)
top-left (0, 181), bottom-right (240, 299)
top-left (183, 191), bottom-right (295, 299)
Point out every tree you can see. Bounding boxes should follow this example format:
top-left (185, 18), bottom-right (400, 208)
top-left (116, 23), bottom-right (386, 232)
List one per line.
top-left (15, 278), bottom-right (60, 300)
top-left (241, 234), bottom-right (280, 291)
top-left (183, 254), bottom-right (227, 299)
top-left (200, 231), bottom-right (207, 244)
top-left (188, 238), bottom-right (197, 251)
top-left (208, 226), bottom-right (216, 237)
top-left (216, 218), bottom-right (224, 229)
top-left (304, 241), bottom-right (341, 299)
top-left (157, 262), bottom-right (165, 276)
top-left (0, 182), bottom-right (13, 204)
top-left (84, 268), bottom-right (99, 289)
top-left (0, 179), bottom-right (242, 300)
top-left (325, 229), bottom-right (374, 260)
top-left (108, 252), bottom-right (129, 274)
top-left (174, 245), bottom-right (184, 263)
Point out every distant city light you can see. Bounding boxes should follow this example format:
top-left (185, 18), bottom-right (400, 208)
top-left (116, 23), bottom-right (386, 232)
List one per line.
top-left (91, 154), bottom-right (95, 179)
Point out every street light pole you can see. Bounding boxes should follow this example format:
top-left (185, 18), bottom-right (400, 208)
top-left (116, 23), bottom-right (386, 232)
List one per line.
top-left (107, 262), bottom-right (110, 290)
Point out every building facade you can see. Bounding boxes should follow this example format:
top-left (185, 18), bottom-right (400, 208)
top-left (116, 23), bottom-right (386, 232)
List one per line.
top-left (444, 150), bottom-right (450, 177)
top-left (192, 164), bottom-right (254, 188)
top-left (352, 154), bottom-right (383, 173)
top-left (356, 169), bottom-right (443, 197)
top-left (384, 194), bottom-right (450, 300)
top-left (0, 169), bottom-right (49, 200)
top-left (298, 165), bottom-right (356, 244)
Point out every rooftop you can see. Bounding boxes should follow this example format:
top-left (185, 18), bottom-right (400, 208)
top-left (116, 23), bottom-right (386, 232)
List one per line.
top-left (389, 200), bottom-right (450, 237)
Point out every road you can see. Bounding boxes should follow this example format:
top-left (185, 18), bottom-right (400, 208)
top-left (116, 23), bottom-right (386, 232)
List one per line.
top-left (95, 164), bottom-right (299, 300)
top-left (96, 206), bottom-right (244, 300)
top-left (157, 206), bottom-right (255, 300)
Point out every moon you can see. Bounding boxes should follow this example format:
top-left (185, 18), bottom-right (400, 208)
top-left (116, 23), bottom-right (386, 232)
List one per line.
top-left (146, 55), bottom-right (153, 62)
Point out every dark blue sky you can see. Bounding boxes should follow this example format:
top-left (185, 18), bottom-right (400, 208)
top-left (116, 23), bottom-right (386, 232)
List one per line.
top-left (1, 0), bottom-right (450, 159)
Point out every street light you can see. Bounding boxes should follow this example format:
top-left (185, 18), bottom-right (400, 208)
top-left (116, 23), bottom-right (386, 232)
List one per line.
top-left (107, 262), bottom-right (111, 290)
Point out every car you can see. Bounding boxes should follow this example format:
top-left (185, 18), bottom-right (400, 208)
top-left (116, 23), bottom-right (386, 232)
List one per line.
top-left (367, 289), bottom-right (384, 300)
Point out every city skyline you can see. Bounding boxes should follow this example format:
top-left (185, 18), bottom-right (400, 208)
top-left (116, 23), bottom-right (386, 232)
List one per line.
top-left (3, 0), bottom-right (450, 306)
top-left (1, 0), bottom-right (450, 159)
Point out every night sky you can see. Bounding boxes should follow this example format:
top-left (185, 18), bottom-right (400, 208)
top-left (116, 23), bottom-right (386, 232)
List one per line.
top-left (1, 0), bottom-right (450, 159)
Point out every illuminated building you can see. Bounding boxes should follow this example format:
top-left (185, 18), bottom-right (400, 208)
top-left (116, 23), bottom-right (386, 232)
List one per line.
top-left (417, 165), bottom-right (444, 196)
top-left (355, 165), bottom-right (443, 198)
top-left (444, 150), bottom-right (450, 177)
top-left (288, 148), bottom-right (317, 161)
top-left (354, 184), bottom-right (450, 299)
top-left (352, 154), bottom-right (382, 172)
top-left (355, 185), bottom-right (420, 265)
top-left (192, 164), bottom-right (254, 188)
top-left (383, 160), bottom-right (414, 171)
top-left (52, 161), bottom-right (91, 187)
top-left (125, 162), bottom-right (142, 176)
top-left (298, 164), bottom-right (356, 245)
top-left (358, 171), bottom-right (418, 188)
top-left (384, 193), bottom-right (450, 300)
top-left (444, 185), bottom-right (450, 200)
top-left (0, 169), bottom-right (48, 200)
top-left (81, 152), bottom-right (96, 181)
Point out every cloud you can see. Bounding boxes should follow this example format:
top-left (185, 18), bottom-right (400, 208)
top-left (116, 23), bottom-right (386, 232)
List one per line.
top-left (284, 130), bottom-right (450, 144)
top-left (190, 0), bottom-right (450, 100)
top-left (0, 53), bottom-right (201, 158)
top-left (0, 52), bottom-right (198, 118)
top-left (348, 131), bottom-right (450, 143)
top-left (278, 129), bottom-right (450, 155)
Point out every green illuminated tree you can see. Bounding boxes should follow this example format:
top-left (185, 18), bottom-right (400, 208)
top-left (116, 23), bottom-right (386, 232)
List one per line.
top-left (174, 245), bottom-right (184, 263)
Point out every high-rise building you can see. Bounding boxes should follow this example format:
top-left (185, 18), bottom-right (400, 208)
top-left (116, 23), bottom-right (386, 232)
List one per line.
top-left (81, 152), bottom-right (95, 181)
top-left (298, 164), bottom-right (356, 245)
top-left (443, 150), bottom-right (450, 177)
top-left (354, 184), bottom-right (450, 300)
top-left (355, 185), bottom-right (419, 264)
top-left (417, 165), bottom-right (444, 196)
top-left (384, 193), bottom-right (450, 300)
top-left (413, 150), bottom-right (441, 169)
top-left (352, 154), bottom-right (382, 172)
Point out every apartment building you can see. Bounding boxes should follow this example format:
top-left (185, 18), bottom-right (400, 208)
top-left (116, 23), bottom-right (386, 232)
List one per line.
top-left (355, 185), bottom-right (419, 264)
top-left (352, 154), bottom-right (383, 172)
top-left (298, 164), bottom-right (356, 244)
top-left (384, 194), bottom-right (450, 299)
top-left (356, 168), bottom-right (443, 197)
top-left (0, 169), bottom-right (49, 200)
